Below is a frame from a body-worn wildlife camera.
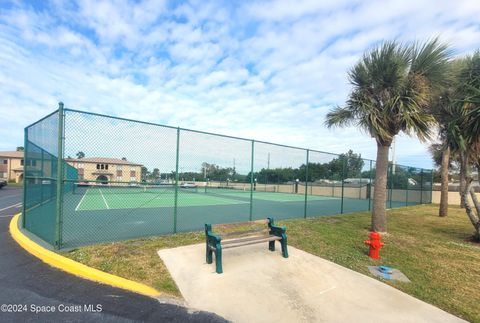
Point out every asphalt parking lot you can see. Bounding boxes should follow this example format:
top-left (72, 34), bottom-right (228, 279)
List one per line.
top-left (0, 186), bottom-right (226, 322)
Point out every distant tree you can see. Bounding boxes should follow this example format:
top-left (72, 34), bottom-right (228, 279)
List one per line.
top-left (76, 151), bottom-right (85, 159)
top-left (141, 166), bottom-right (149, 182)
top-left (121, 157), bottom-right (127, 161)
top-left (200, 163), bottom-right (236, 181)
top-left (16, 146), bottom-right (24, 151)
top-left (151, 168), bottom-right (160, 180)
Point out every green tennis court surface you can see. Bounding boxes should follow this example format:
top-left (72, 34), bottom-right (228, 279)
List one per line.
top-left (75, 187), bottom-right (248, 211)
top-left (62, 186), bottom-right (420, 248)
top-left (74, 186), bottom-right (340, 211)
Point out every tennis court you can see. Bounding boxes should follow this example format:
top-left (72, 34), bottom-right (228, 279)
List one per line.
top-left (73, 185), bottom-right (338, 211)
top-left (55, 183), bottom-right (418, 248)
top-left (74, 186), bottom-right (247, 211)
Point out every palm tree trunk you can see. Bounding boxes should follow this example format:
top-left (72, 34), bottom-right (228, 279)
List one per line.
top-left (470, 186), bottom-right (480, 216)
top-left (462, 180), bottom-right (480, 241)
top-left (439, 147), bottom-right (450, 217)
top-left (459, 153), bottom-right (467, 208)
top-left (372, 142), bottom-right (390, 233)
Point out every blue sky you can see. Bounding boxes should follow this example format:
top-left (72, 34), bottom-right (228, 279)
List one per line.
top-left (1, 0), bottom-right (479, 170)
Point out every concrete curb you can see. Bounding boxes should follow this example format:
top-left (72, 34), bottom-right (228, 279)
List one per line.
top-left (9, 213), bottom-right (161, 298)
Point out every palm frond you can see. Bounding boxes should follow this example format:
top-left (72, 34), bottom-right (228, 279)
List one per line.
top-left (324, 106), bottom-right (356, 128)
top-left (329, 38), bottom-right (451, 145)
top-left (410, 37), bottom-right (452, 89)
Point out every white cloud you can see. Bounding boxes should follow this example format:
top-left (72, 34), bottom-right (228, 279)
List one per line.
top-left (1, 0), bottom-right (479, 170)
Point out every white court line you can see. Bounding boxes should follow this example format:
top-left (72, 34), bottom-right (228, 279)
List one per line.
top-left (0, 203), bottom-right (22, 212)
top-left (75, 188), bottom-right (88, 211)
top-left (99, 188), bottom-right (110, 209)
top-left (0, 214), bottom-right (15, 218)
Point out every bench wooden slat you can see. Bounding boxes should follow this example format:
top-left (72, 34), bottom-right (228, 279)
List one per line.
top-left (222, 234), bottom-right (272, 245)
top-left (212, 219), bottom-right (268, 232)
top-left (208, 235), bottom-right (280, 249)
top-left (222, 235), bottom-right (281, 249)
top-left (222, 228), bottom-right (269, 239)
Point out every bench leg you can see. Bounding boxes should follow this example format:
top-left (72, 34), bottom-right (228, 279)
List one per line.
top-left (206, 245), bottom-right (213, 264)
top-left (280, 234), bottom-right (289, 258)
top-left (215, 244), bottom-right (223, 274)
top-left (269, 240), bottom-right (275, 251)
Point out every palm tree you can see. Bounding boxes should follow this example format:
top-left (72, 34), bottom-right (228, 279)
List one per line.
top-left (326, 39), bottom-right (451, 232)
top-left (454, 51), bottom-right (480, 240)
top-left (428, 142), bottom-right (450, 210)
top-left (429, 66), bottom-right (458, 217)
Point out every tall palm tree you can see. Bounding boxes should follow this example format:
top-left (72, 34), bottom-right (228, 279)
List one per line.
top-left (429, 70), bottom-right (458, 217)
top-left (325, 39), bottom-right (451, 232)
top-left (455, 51), bottom-right (480, 239)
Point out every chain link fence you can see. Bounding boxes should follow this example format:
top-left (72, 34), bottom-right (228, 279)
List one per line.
top-left (23, 104), bottom-right (433, 249)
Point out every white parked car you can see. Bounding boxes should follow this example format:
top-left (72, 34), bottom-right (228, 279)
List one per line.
top-left (180, 182), bottom-right (197, 188)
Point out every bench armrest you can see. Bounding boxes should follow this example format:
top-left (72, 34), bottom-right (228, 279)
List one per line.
top-left (267, 217), bottom-right (286, 237)
top-left (205, 224), bottom-right (221, 245)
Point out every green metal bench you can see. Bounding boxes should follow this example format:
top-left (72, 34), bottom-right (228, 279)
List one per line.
top-left (205, 217), bottom-right (288, 274)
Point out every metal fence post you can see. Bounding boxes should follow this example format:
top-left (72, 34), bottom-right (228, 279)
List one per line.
top-left (340, 157), bottom-right (345, 214)
top-left (55, 102), bottom-right (65, 249)
top-left (304, 149), bottom-right (309, 218)
top-left (249, 140), bottom-right (254, 221)
top-left (405, 171), bottom-right (409, 206)
top-left (430, 170), bottom-right (434, 204)
top-left (173, 127), bottom-right (180, 233)
top-left (40, 149), bottom-right (44, 208)
top-left (420, 169), bottom-right (424, 204)
top-left (389, 164), bottom-right (393, 209)
top-left (22, 127), bottom-right (28, 228)
top-left (368, 160), bottom-right (372, 211)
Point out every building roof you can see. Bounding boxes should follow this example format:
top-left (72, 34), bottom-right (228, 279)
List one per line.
top-left (65, 157), bottom-right (143, 166)
top-left (0, 151), bottom-right (23, 158)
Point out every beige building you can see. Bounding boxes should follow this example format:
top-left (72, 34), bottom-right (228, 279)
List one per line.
top-left (0, 151), bottom-right (26, 183)
top-left (66, 157), bottom-right (142, 184)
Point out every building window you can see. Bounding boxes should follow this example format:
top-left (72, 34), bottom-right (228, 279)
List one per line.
top-left (0, 172), bottom-right (5, 178)
top-left (2, 159), bottom-right (7, 165)
top-left (116, 170), bottom-right (122, 177)
top-left (21, 159), bottom-right (24, 166)
top-left (96, 164), bottom-right (100, 169)
top-left (130, 170), bottom-right (136, 177)
top-left (105, 164), bottom-right (109, 170)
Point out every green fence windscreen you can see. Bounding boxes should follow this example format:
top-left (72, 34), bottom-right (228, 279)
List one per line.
top-left (23, 107), bottom-right (434, 249)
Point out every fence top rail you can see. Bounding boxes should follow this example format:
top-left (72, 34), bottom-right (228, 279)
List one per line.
top-left (29, 107), bottom-right (432, 173)
top-left (25, 109), bottom-right (60, 130)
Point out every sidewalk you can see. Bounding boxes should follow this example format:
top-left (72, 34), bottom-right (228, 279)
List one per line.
top-left (159, 243), bottom-right (466, 323)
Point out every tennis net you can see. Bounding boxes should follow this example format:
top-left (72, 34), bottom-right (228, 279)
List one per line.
top-left (73, 183), bottom-right (198, 195)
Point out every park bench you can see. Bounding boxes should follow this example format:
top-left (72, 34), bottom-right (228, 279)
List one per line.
top-left (204, 217), bottom-right (288, 274)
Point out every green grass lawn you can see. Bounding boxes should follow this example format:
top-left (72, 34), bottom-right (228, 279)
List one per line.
top-left (63, 204), bottom-right (480, 322)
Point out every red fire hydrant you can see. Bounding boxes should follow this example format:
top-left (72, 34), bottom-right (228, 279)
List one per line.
top-left (364, 232), bottom-right (384, 260)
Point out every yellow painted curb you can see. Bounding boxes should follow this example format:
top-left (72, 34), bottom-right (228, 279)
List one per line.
top-left (9, 213), bottom-right (161, 297)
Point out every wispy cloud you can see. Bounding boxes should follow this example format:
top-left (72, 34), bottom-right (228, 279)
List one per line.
top-left (1, 0), bottom-right (479, 169)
